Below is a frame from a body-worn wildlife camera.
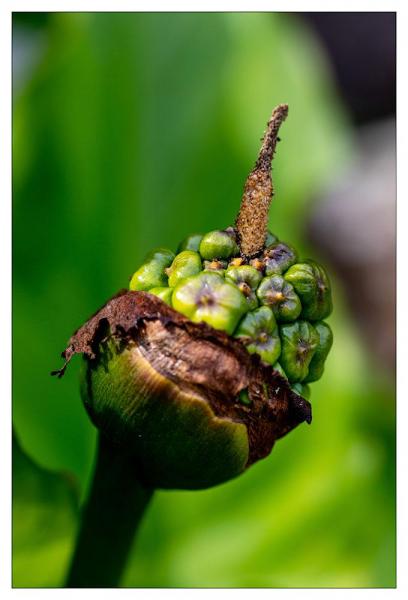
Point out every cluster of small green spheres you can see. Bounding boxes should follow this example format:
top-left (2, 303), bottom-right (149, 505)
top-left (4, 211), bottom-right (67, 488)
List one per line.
top-left (129, 229), bottom-right (333, 401)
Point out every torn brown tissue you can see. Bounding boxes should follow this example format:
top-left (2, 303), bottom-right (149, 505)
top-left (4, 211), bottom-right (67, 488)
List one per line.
top-left (52, 289), bottom-right (311, 465)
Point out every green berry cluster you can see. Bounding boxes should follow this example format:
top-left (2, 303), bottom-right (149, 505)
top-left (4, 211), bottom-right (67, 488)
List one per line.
top-left (129, 228), bottom-right (333, 401)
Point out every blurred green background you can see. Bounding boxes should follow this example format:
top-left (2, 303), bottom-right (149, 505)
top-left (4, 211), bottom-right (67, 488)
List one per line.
top-left (12, 12), bottom-right (395, 588)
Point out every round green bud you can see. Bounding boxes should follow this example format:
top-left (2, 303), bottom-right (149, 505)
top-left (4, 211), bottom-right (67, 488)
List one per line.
top-left (199, 230), bottom-right (239, 260)
top-left (303, 321), bottom-right (333, 383)
top-left (263, 242), bottom-right (298, 275)
top-left (148, 287), bottom-right (173, 305)
top-left (284, 260), bottom-right (332, 321)
top-left (177, 233), bottom-right (203, 253)
top-left (291, 382), bottom-right (311, 400)
top-left (279, 320), bottom-right (319, 382)
top-left (225, 265), bottom-right (262, 311)
top-left (166, 250), bottom-right (202, 288)
top-left (172, 272), bottom-right (248, 335)
top-left (257, 275), bottom-right (302, 322)
top-left (235, 306), bottom-right (281, 365)
top-left (129, 248), bottom-right (175, 291)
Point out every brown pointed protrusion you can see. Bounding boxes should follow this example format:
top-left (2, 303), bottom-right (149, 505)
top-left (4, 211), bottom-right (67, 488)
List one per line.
top-left (235, 104), bottom-right (288, 258)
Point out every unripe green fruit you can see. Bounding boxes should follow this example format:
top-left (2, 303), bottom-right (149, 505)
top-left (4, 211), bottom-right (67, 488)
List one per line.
top-left (128, 228), bottom-right (333, 387)
top-left (225, 265), bottom-right (262, 311)
top-left (172, 272), bottom-right (248, 335)
top-left (263, 242), bottom-right (298, 275)
top-left (235, 306), bottom-right (281, 365)
top-left (279, 321), bottom-right (319, 382)
top-left (284, 260), bottom-right (332, 321)
top-left (199, 230), bottom-right (239, 260)
top-left (303, 321), bottom-right (333, 383)
top-left (129, 248), bottom-right (175, 291)
top-left (257, 275), bottom-right (301, 322)
top-left (166, 250), bottom-right (202, 287)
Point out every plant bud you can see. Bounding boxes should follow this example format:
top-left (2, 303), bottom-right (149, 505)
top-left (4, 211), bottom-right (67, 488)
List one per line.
top-left (303, 321), bottom-right (333, 383)
top-left (166, 250), bottom-right (202, 287)
top-left (129, 248), bottom-right (175, 291)
top-left (225, 265), bottom-right (262, 310)
top-left (257, 275), bottom-right (302, 322)
top-left (263, 242), bottom-right (298, 275)
top-left (235, 306), bottom-right (281, 365)
top-left (172, 272), bottom-right (248, 335)
top-left (279, 320), bottom-right (319, 382)
top-left (53, 291), bottom-right (311, 490)
top-left (284, 260), bottom-right (333, 321)
top-left (199, 230), bottom-right (239, 260)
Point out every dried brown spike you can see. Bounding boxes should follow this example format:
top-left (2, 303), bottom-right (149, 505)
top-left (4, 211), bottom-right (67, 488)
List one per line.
top-left (235, 104), bottom-right (289, 258)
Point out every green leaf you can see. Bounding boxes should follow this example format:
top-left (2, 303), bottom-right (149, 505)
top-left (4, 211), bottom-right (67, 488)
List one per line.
top-left (12, 433), bottom-right (78, 587)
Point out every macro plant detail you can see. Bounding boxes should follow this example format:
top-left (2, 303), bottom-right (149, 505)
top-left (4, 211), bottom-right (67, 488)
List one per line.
top-left (53, 104), bottom-right (333, 587)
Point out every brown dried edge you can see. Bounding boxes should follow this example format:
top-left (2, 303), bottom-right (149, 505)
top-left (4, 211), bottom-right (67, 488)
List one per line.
top-left (52, 290), bottom-right (311, 466)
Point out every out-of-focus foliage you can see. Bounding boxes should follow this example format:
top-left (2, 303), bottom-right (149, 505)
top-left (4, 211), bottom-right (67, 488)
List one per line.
top-left (13, 12), bottom-right (395, 588)
top-left (12, 433), bottom-right (78, 587)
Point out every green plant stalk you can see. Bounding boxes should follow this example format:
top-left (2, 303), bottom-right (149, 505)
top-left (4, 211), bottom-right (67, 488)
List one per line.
top-left (66, 434), bottom-right (154, 588)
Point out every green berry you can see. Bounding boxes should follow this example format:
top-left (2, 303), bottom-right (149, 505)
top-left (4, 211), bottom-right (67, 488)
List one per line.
top-left (291, 382), bottom-right (311, 400)
top-left (166, 250), bottom-right (202, 288)
top-left (199, 230), bottom-right (239, 260)
top-left (303, 321), bottom-right (333, 383)
top-left (263, 242), bottom-right (298, 275)
top-left (172, 272), bottom-right (248, 335)
top-left (284, 260), bottom-right (332, 321)
top-left (129, 248), bottom-right (175, 291)
top-left (279, 320), bottom-right (319, 382)
top-left (257, 274), bottom-right (301, 322)
top-left (235, 306), bottom-right (281, 365)
top-left (149, 287), bottom-right (173, 305)
top-left (225, 265), bottom-right (262, 310)
top-left (177, 233), bottom-right (203, 253)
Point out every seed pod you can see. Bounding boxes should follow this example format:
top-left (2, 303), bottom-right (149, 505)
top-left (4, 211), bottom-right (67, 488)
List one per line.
top-left (284, 260), bottom-right (333, 321)
top-left (263, 242), bottom-right (298, 276)
top-left (257, 275), bottom-right (302, 322)
top-left (199, 230), bottom-right (239, 260)
top-left (279, 320), bottom-right (319, 382)
top-left (303, 321), bottom-right (333, 383)
top-left (225, 265), bottom-right (262, 310)
top-left (53, 291), bottom-right (312, 490)
top-left (129, 248), bottom-right (175, 291)
top-left (166, 250), bottom-right (202, 287)
top-left (172, 272), bottom-right (248, 335)
top-left (235, 306), bottom-right (281, 365)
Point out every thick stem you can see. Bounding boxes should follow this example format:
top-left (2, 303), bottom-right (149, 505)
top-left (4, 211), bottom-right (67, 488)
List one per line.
top-left (66, 434), bottom-right (154, 588)
top-left (235, 104), bottom-right (288, 258)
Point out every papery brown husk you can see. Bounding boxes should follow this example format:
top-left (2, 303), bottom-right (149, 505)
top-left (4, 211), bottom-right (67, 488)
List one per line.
top-left (53, 290), bottom-right (311, 468)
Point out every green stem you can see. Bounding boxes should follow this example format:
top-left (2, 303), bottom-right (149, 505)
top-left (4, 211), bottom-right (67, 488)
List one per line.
top-left (66, 434), bottom-right (154, 588)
